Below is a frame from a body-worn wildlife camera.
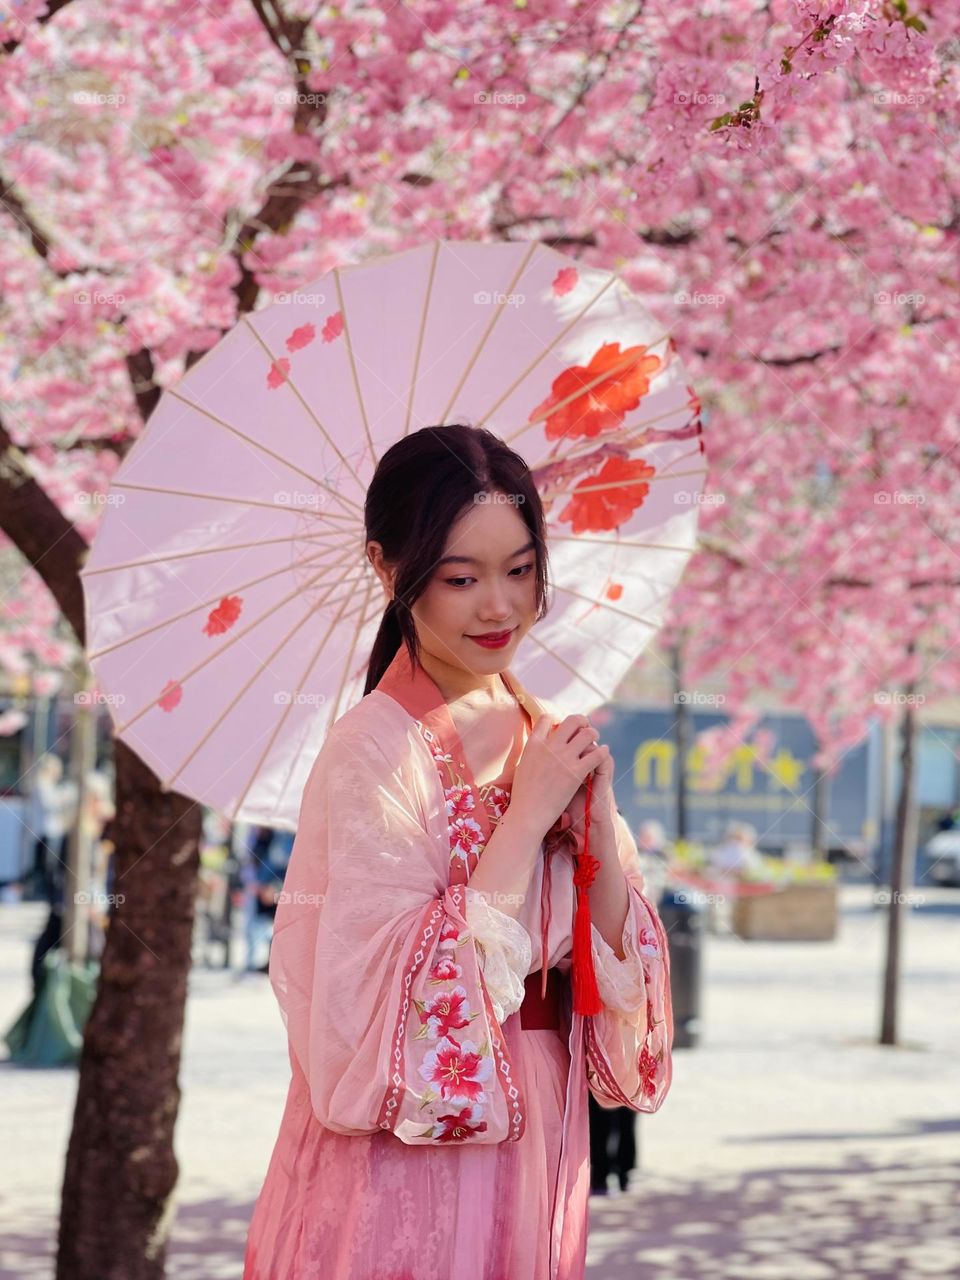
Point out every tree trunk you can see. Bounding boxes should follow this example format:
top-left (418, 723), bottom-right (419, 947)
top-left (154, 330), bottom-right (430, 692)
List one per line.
top-left (57, 740), bottom-right (201, 1279)
top-left (0, 13), bottom-right (332, 1270)
top-left (1, 417), bottom-right (203, 1275)
top-left (880, 695), bottom-right (917, 1046)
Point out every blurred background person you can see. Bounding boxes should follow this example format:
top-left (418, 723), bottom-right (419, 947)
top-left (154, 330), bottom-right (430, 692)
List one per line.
top-left (24, 753), bottom-right (76, 906)
top-left (707, 821), bottom-right (764, 933)
top-left (28, 755), bottom-right (79, 993)
top-left (240, 826), bottom-right (294, 974)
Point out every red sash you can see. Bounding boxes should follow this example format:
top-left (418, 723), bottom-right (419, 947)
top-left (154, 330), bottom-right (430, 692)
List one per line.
top-left (519, 967), bottom-right (564, 1030)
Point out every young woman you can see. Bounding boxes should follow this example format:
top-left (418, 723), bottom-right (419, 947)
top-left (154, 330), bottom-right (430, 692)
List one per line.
top-left (243, 424), bottom-right (673, 1280)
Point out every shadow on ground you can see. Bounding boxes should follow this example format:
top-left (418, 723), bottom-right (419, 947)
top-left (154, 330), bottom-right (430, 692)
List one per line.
top-left (586, 1155), bottom-right (959, 1280)
top-left (3, 1157), bottom-right (957, 1279)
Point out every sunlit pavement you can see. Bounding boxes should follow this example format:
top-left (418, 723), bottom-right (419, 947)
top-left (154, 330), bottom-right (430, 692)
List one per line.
top-left (1, 885), bottom-right (957, 1279)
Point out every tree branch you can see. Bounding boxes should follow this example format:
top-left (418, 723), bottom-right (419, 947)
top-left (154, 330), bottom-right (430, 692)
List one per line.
top-left (0, 413), bottom-right (88, 642)
top-left (1, 0), bottom-right (75, 55)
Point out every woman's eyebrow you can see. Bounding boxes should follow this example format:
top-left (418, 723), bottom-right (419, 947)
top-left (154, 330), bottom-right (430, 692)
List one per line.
top-left (437, 539), bottom-right (536, 567)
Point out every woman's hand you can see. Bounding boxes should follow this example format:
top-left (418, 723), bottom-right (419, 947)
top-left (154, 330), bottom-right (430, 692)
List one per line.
top-left (564, 737), bottom-right (616, 841)
top-left (509, 713), bottom-right (608, 838)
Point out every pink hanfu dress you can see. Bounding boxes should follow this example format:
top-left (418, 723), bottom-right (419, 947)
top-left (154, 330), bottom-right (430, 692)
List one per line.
top-left (243, 644), bottom-right (673, 1279)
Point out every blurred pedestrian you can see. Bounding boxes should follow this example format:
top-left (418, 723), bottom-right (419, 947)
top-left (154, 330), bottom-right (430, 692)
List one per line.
top-left (242, 826), bottom-right (293, 973)
top-left (707, 821), bottom-right (764, 932)
top-left (85, 765), bottom-right (117, 963)
top-left (28, 755), bottom-right (79, 993)
top-left (24, 753), bottom-right (76, 905)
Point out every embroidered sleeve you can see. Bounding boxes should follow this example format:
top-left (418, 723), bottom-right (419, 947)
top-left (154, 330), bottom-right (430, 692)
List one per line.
top-left (464, 886), bottom-right (533, 1023)
top-left (590, 917), bottom-right (649, 1022)
top-left (268, 719), bottom-right (529, 1147)
top-left (584, 810), bottom-right (674, 1112)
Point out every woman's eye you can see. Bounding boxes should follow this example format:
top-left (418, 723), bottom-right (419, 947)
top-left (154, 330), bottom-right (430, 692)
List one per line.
top-left (444, 563), bottom-right (534, 588)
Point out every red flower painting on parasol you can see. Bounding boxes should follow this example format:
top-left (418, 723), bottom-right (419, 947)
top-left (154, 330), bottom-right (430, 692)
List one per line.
top-left (530, 340), bottom-right (662, 441)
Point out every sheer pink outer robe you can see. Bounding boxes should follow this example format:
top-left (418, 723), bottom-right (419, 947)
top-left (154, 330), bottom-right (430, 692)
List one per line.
top-left (243, 646), bottom-right (673, 1279)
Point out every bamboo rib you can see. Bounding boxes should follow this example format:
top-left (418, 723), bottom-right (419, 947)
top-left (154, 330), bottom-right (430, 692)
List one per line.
top-left (547, 532), bottom-right (697, 554)
top-left (325, 578), bottom-right (378, 728)
top-left (526, 401), bottom-right (698, 475)
top-left (263, 581), bottom-right (384, 819)
top-left (80, 528), bottom-right (349, 577)
top-left (549, 580), bottom-right (661, 630)
top-left (115, 555), bottom-right (367, 734)
top-left (240, 315), bottom-right (368, 501)
top-left (522, 627), bottom-right (613, 703)
top-left (109, 480), bottom-right (360, 520)
top-left (333, 266), bottom-right (377, 471)
top-left (539, 465), bottom-right (708, 501)
top-left (475, 272), bottom-right (623, 433)
top-left (164, 564), bottom-right (367, 791)
top-left (439, 240), bottom-right (540, 427)
top-left (90, 543), bottom-right (356, 661)
top-left (403, 241), bottom-right (440, 440)
top-left (166, 385), bottom-right (354, 504)
top-left (227, 586), bottom-right (376, 824)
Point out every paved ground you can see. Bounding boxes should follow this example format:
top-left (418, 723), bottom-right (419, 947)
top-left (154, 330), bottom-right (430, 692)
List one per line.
top-left (1, 885), bottom-right (957, 1279)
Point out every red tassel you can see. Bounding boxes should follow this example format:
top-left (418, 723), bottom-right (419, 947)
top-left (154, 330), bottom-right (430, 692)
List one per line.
top-left (571, 772), bottom-right (603, 1016)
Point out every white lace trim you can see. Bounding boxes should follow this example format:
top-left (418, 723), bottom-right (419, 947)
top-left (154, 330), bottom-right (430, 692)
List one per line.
top-left (591, 915), bottom-right (648, 1019)
top-left (464, 886), bottom-right (533, 1024)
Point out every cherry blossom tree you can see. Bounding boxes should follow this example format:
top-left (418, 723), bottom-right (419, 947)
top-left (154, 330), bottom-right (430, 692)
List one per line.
top-left (1, 0), bottom-right (956, 1273)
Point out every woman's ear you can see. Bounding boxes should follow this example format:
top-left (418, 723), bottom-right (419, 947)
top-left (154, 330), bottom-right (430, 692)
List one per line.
top-left (366, 540), bottom-right (396, 601)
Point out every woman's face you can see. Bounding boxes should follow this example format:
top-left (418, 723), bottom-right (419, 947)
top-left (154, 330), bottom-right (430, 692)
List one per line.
top-left (374, 494), bottom-right (540, 687)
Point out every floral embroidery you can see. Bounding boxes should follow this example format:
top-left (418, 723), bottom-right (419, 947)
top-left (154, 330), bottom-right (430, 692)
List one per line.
top-left (419, 1036), bottom-right (493, 1103)
top-left (638, 1044), bottom-right (659, 1098)
top-left (406, 717), bottom-right (514, 1143)
top-left (637, 924), bottom-right (660, 953)
top-left (438, 920), bottom-right (461, 949)
top-left (417, 717), bottom-right (510, 873)
top-left (451, 819), bottom-right (485, 864)
top-left (480, 783), bottom-right (511, 822)
top-left (414, 986), bottom-right (475, 1041)
top-left (432, 1104), bottom-right (488, 1143)
top-left (445, 784), bottom-right (474, 821)
top-left (427, 955), bottom-right (462, 983)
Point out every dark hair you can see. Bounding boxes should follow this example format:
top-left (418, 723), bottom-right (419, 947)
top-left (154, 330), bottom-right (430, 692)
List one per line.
top-left (362, 424), bottom-right (550, 696)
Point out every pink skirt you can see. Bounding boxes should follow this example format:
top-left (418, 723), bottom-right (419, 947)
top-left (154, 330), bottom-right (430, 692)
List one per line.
top-left (243, 1013), bottom-right (587, 1280)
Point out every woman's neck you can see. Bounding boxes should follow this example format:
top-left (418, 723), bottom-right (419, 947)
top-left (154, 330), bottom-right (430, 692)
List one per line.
top-left (416, 648), bottom-right (507, 707)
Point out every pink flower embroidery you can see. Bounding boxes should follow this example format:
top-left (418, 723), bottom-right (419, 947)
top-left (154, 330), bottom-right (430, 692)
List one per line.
top-left (438, 920), bottom-right (462, 949)
top-left (639, 1045), bottom-right (659, 1098)
top-left (418, 986), bottom-right (472, 1041)
top-left (419, 1036), bottom-right (493, 1103)
top-left (433, 1104), bottom-right (488, 1143)
top-left (450, 817), bottom-right (484, 863)
top-left (445, 785), bottom-right (475, 822)
top-left (484, 785), bottom-right (511, 820)
top-left (637, 924), bottom-right (660, 954)
top-left (428, 955), bottom-right (462, 982)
